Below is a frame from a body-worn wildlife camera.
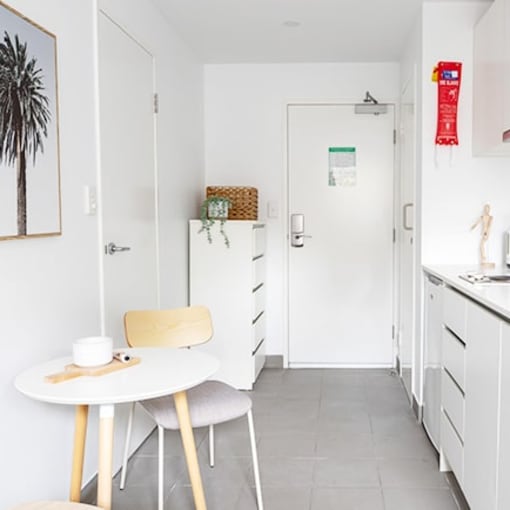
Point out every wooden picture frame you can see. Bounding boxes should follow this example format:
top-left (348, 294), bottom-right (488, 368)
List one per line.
top-left (0, 1), bottom-right (61, 240)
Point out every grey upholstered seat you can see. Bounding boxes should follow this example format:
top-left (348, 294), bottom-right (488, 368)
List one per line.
top-left (140, 380), bottom-right (252, 429)
top-left (119, 306), bottom-right (263, 510)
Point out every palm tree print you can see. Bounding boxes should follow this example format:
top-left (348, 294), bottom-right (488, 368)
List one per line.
top-left (0, 31), bottom-right (50, 236)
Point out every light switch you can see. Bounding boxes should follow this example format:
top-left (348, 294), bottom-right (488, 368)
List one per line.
top-left (267, 200), bottom-right (279, 219)
top-left (84, 185), bottom-right (97, 215)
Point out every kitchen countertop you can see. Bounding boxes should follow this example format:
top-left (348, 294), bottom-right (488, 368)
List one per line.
top-left (423, 264), bottom-right (510, 321)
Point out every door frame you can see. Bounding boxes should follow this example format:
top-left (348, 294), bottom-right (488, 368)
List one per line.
top-left (396, 73), bottom-right (417, 401)
top-left (398, 69), bottom-right (420, 406)
top-left (283, 100), bottom-right (399, 368)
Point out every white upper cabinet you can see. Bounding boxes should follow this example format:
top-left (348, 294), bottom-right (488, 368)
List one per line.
top-left (473, 0), bottom-right (510, 156)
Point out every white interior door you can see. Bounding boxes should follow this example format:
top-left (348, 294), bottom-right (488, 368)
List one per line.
top-left (288, 104), bottom-right (395, 366)
top-left (398, 75), bottom-right (416, 400)
top-left (99, 13), bottom-right (159, 346)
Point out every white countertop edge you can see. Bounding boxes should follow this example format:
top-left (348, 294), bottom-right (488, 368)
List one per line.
top-left (423, 264), bottom-right (510, 321)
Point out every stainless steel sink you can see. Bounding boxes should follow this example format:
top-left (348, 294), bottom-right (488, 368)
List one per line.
top-left (459, 273), bottom-right (510, 284)
top-left (486, 274), bottom-right (510, 282)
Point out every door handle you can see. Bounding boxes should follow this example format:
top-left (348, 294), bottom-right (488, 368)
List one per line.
top-left (290, 213), bottom-right (312, 247)
top-left (403, 203), bottom-right (413, 231)
top-left (105, 242), bottom-right (131, 255)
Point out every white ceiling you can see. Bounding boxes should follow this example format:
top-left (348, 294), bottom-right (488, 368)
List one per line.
top-left (152, 0), bottom-right (492, 64)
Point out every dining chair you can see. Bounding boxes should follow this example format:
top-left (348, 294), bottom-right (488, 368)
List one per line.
top-left (9, 503), bottom-right (101, 510)
top-left (119, 305), bottom-right (263, 510)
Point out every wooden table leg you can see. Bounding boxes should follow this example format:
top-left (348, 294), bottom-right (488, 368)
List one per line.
top-left (97, 404), bottom-right (115, 510)
top-left (174, 390), bottom-right (207, 510)
top-left (70, 404), bottom-right (89, 502)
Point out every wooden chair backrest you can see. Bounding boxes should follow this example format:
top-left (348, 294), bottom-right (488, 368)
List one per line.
top-left (124, 306), bottom-right (213, 348)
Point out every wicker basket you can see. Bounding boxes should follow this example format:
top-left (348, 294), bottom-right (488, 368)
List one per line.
top-left (206, 186), bottom-right (258, 220)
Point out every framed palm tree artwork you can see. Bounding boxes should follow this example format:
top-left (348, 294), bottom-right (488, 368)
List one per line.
top-left (0, 2), bottom-right (61, 240)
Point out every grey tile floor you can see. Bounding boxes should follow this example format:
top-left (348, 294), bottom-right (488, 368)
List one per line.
top-left (109, 368), bottom-right (462, 509)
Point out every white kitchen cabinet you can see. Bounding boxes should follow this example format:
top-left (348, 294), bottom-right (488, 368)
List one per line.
top-left (425, 266), bottom-right (510, 510)
top-left (463, 300), bottom-right (501, 510)
top-left (439, 285), bottom-right (502, 508)
top-left (439, 286), bottom-right (466, 484)
top-left (189, 220), bottom-right (266, 390)
top-left (473, 0), bottom-right (510, 155)
top-left (498, 323), bottom-right (510, 510)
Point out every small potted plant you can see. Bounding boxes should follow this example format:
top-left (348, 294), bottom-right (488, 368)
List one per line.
top-left (198, 196), bottom-right (232, 247)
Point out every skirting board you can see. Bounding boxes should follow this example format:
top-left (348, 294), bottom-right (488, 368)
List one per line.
top-left (412, 395), bottom-right (423, 422)
top-left (289, 363), bottom-right (393, 369)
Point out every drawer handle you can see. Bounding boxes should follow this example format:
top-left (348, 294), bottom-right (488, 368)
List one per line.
top-left (443, 409), bottom-right (464, 446)
top-left (253, 311), bottom-right (264, 325)
top-left (253, 282), bottom-right (264, 293)
top-left (252, 338), bottom-right (265, 356)
top-left (444, 325), bottom-right (466, 346)
top-left (443, 367), bottom-right (465, 397)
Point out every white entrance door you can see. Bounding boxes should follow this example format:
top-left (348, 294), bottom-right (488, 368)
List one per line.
top-left (288, 104), bottom-right (395, 366)
top-left (98, 13), bottom-right (159, 345)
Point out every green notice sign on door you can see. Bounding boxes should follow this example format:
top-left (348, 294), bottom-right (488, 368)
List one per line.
top-left (328, 147), bottom-right (356, 186)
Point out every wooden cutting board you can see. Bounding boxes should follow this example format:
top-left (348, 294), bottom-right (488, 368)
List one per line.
top-left (44, 357), bottom-right (141, 384)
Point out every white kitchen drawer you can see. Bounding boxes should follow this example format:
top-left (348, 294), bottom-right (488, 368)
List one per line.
top-left (254, 338), bottom-right (266, 379)
top-left (443, 327), bottom-right (466, 391)
top-left (252, 255), bottom-right (265, 289)
top-left (441, 409), bottom-right (464, 484)
top-left (252, 225), bottom-right (266, 258)
top-left (252, 312), bottom-right (265, 351)
top-left (443, 287), bottom-right (467, 340)
top-left (441, 368), bottom-right (465, 440)
top-left (252, 284), bottom-right (265, 320)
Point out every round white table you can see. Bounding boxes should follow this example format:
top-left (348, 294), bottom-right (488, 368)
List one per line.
top-left (15, 347), bottom-right (219, 510)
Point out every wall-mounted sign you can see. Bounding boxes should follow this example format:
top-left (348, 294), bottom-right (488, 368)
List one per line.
top-left (328, 147), bottom-right (356, 187)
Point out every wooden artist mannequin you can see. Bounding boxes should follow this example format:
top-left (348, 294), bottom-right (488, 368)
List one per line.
top-left (470, 203), bottom-right (495, 268)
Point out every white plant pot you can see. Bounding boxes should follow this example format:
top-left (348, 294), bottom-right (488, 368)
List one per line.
top-left (208, 200), bottom-right (229, 219)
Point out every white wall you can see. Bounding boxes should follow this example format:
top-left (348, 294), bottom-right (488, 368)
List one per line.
top-left (421, 1), bottom-right (510, 267)
top-left (0, 1), bottom-right (101, 507)
top-left (1, 0), bottom-right (204, 507)
top-left (400, 1), bottom-right (510, 407)
top-left (204, 63), bottom-right (400, 358)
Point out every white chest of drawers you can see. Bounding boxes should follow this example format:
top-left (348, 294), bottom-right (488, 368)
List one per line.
top-left (189, 220), bottom-right (266, 390)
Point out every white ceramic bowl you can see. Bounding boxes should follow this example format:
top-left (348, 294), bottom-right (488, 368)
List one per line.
top-left (72, 336), bottom-right (113, 367)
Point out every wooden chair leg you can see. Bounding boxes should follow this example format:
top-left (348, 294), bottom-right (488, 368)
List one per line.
top-left (70, 405), bottom-right (89, 502)
top-left (174, 390), bottom-right (207, 510)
